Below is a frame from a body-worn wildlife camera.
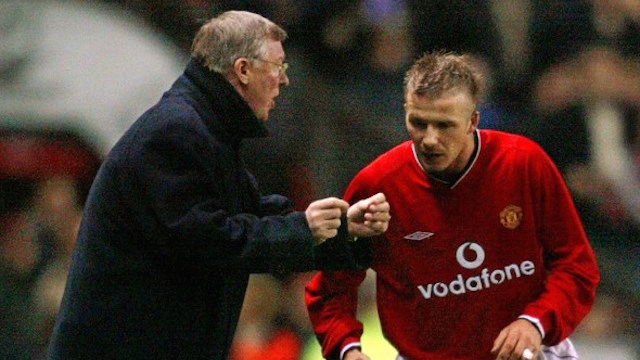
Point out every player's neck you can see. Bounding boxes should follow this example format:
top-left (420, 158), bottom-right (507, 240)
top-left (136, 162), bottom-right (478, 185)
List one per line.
top-left (427, 131), bottom-right (479, 185)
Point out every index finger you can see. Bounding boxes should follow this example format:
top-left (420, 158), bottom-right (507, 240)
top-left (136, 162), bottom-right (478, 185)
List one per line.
top-left (491, 328), bottom-right (507, 355)
top-left (367, 192), bottom-right (386, 204)
top-left (359, 193), bottom-right (387, 210)
top-left (314, 197), bottom-right (349, 212)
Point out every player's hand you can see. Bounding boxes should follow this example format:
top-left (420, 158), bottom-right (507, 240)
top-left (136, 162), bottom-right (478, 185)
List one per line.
top-left (344, 348), bottom-right (371, 360)
top-left (347, 192), bottom-right (391, 237)
top-left (491, 319), bottom-right (542, 360)
top-left (305, 197), bottom-right (349, 244)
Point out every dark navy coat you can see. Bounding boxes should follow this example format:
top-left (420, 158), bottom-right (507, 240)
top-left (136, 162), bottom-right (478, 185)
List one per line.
top-left (47, 59), bottom-right (369, 359)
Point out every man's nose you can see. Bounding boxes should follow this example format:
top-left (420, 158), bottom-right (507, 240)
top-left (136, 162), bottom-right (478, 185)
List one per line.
top-left (422, 127), bottom-right (438, 146)
top-left (280, 72), bottom-right (290, 86)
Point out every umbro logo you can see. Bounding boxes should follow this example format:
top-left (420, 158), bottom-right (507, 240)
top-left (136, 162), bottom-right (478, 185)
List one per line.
top-left (404, 231), bottom-right (434, 241)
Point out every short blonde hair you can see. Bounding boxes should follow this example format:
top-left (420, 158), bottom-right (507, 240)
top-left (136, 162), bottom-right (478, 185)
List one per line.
top-left (404, 51), bottom-right (486, 104)
top-left (191, 11), bottom-right (287, 74)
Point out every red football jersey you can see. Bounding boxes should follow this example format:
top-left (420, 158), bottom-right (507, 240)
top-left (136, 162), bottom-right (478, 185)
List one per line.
top-left (306, 130), bottom-right (599, 360)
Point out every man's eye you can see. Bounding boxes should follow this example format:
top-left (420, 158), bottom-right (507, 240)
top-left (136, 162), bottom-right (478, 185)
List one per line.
top-left (409, 117), bottom-right (425, 126)
top-left (412, 121), bottom-right (428, 129)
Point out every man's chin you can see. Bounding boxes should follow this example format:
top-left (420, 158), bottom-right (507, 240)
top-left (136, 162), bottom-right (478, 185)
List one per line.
top-left (420, 158), bottom-right (444, 172)
top-left (423, 162), bottom-right (448, 175)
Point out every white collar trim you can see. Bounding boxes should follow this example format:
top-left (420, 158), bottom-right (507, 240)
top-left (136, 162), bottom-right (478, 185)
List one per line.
top-left (411, 130), bottom-right (481, 189)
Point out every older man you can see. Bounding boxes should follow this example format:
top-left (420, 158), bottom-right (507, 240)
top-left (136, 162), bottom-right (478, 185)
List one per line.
top-left (48, 11), bottom-right (390, 359)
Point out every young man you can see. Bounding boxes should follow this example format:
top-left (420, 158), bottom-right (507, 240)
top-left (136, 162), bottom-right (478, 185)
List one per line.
top-left (47, 11), bottom-right (390, 359)
top-left (305, 52), bottom-right (599, 360)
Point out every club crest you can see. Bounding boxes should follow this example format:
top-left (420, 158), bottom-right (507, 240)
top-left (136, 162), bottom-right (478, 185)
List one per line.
top-left (500, 205), bottom-right (523, 230)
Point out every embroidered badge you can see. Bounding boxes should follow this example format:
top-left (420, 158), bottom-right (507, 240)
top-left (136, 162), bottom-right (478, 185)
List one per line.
top-left (500, 205), bottom-right (523, 230)
top-left (404, 231), bottom-right (435, 241)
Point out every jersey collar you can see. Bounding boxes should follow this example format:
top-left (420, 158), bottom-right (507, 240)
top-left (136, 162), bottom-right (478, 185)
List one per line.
top-left (412, 130), bottom-right (481, 188)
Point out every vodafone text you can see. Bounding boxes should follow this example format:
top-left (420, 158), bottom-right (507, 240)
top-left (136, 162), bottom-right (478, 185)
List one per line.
top-left (417, 260), bottom-right (536, 300)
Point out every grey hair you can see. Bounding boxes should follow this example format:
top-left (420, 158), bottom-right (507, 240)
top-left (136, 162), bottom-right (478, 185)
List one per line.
top-left (191, 11), bottom-right (287, 74)
top-left (404, 51), bottom-right (487, 104)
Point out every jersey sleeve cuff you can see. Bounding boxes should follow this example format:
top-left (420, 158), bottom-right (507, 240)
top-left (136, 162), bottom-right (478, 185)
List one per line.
top-left (340, 342), bottom-right (362, 360)
top-left (518, 314), bottom-right (545, 339)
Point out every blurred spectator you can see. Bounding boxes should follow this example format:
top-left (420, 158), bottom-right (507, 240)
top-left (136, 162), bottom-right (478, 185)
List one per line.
top-left (0, 184), bottom-right (82, 359)
top-left (293, 1), bottom-right (374, 78)
top-left (230, 274), bottom-right (306, 360)
top-left (572, 292), bottom-right (638, 360)
top-left (531, 0), bottom-right (640, 195)
top-left (28, 176), bottom-right (84, 358)
top-left (0, 210), bottom-right (40, 359)
top-left (530, 0), bottom-right (640, 356)
top-left (0, 129), bottom-right (101, 359)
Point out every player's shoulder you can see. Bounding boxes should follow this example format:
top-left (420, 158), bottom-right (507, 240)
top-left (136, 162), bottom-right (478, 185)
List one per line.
top-left (480, 129), bottom-right (545, 155)
top-left (479, 129), bottom-right (557, 175)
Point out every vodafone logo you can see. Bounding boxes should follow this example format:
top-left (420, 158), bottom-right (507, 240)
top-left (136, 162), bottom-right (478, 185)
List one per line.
top-left (417, 241), bottom-right (537, 300)
top-left (456, 242), bottom-right (485, 269)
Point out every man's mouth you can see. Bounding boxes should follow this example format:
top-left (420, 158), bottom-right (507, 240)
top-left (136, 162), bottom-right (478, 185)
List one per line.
top-left (423, 152), bottom-right (443, 161)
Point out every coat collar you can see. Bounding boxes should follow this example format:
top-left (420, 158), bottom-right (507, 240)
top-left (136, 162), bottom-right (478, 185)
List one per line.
top-left (184, 57), bottom-right (268, 140)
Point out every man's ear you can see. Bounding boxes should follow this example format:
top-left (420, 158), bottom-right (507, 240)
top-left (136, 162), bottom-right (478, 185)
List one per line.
top-left (233, 58), bottom-right (250, 85)
top-left (469, 110), bottom-right (480, 132)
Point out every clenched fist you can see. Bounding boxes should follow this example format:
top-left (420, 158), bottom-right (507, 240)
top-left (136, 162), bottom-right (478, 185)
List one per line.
top-left (347, 192), bottom-right (391, 237)
top-left (305, 197), bottom-right (349, 244)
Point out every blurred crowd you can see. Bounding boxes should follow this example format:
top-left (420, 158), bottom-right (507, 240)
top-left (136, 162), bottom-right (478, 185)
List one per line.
top-left (1, 0), bottom-right (639, 359)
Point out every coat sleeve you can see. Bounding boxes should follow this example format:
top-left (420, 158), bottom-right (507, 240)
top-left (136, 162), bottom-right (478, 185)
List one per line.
top-left (522, 148), bottom-right (600, 345)
top-left (122, 120), bottom-right (355, 274)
